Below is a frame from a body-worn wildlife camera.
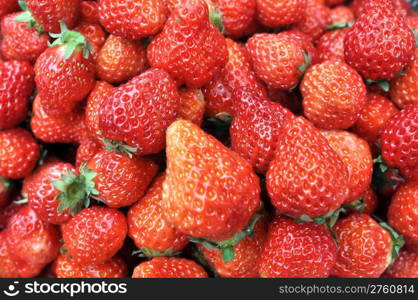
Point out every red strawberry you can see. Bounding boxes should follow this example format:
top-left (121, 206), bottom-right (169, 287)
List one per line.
top-left (406, 15), bottom-right (418, 31)
top-left (259, 216), bottom-right (337, 278)
top-left (321, 130), bottom-right (373, 204)
top-left (96, 35), bottom-right (147, 84)
top-left (267, 88), bottom-right (303, 114)
top-left (163, 120), bottom-right (261, 241)
top-left (147, 0), bottom-right (228, 88)
top-left (99, 68), bottom-right (180, 156)
top-left (0, 201), bottom-right (21, 230)
top-left (278, 30), bottom-right (319, 65)
top-left (267, 117), bottom-right (349, 219)
top-left (25, 0), bottom-right (81, 33)
top-left (34, 22), bottom-right (95, 118)
top-left (128, 174), bottom-right (189, 256)
top-left (329, 6), bottom-right (355, 25)
top-left (0, 177), bottom-right (12, 208)
top-left (326, 0), bottom-right (345, 5)
top-left (0, 0), bottom-right (18, 19)
top-left (293, 2), bottom-right (331, 41)
top-left (98, 0), bottom-right (167, 40)
top-left (74, 21), bottom-right (108, 60)
top-left (350, 0), bottom-right (411, 18)
top-left (0, 60), bottom-right (35, 130)
top-left (352, 187), bottom-right (378, 215)
top-left (230, 88), bottom-right (293, 174)
top-left (388, 181), bottom-right (418, 252)
top-left (0, 128), bottom-right (40, 179)
top-left (132, 257), bottom-right (208, 278)
top-left (80, 0), bottom-right (99, 23)
top-left (1, 12), bottom-right (49, 63)
top-left (5, 205), bottom-right (60, 265)
top-left (76, 138), bottom-right (103, 168)
top-left (316, 28), bottom-right (349, 63)
top-left (331, 213), bottom-right (398, 278)
top-left (301, 59), bottom-right (367, 130)
top-left (247, 33), bottom-right (307, 91)
top-left (344, 1), bottom-right (415, 81)
top-left (62, 206), bottom-right (128, 266)
top-left (178, 88), bottom-right (206, 126)
top-left (351, 93), bottom-right (399, 145)
top-left (53, 254), bottom-right (127, 278)
top-left (384, 251), bottom-right (418, 278)
top-left (256, 0), bottom-right (306, 28)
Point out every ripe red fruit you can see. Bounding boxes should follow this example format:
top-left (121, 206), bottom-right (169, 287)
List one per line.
top-left (259, 216), bottom-right (337, 278)
top-left (293, 2), bottom-right (331, 41)
top-left (163, 120), bottom-right (261, 241)
top-left (350, 0), bottom-right (411, 18)
top-left (80, 0), bottom-right (99, 24)
top-left (384, 251), bottom-right (418, 278)
top-left (0, 60), bottom-right (35, 130)
top-left (147, 0), bottom-right (228, 88)
top-left (0, 202), bottom-right (21, 230)
top-left (316, 28), bottom-right (349, 63)
top-left (76, 138), bottom-right (103, 168)
top-left (0, 177), bottom-right (12, 208)
top-left (301, 59), bottom-right (367, 130)
top-left (267, 117), bottom-right (349, 219)
top-left (0, 0), bottom-right (18, 19)
top-left (0, 128), bottom-right (40, 179)
top-left (178, 88), bottom-right (205, 126)
top-left (278, 30), bottom-right (319, 65)
top-left (256, 0), bottom-right (307, 28)
top-left (99, 68), bottom-right (180, 156)
top-left (357, 187), bottom-right (378, 215)
top-left (132, 257), bottom-right (208, 278)
top-left (74, 22), bottom-right (108, 61)
top-left (329, 6), bottom-right (355, 24)
top-left (62, 206), bottom-right (128, 266)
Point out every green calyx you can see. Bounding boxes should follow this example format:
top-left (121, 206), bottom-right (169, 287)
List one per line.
top-left (365, 78), bottom-right (390, 92)
top-left (326, 21), bottom-right (353, 31)
top-left (1, 177), bottom-right (11, 190)
top-left (297, 52), bottom-right (312, 75)
top-left (189, 214), bottom-right (262, 263)
top-left (97, 131), bottom-right (138, 158)
top-left (132, 248), bottom-right (179, 258)
top-left (374, 216), bottom-right (404, 266)
top-left (373, 155), bottom-right (389, 173)
top-left (15, 0), bottom-right (44, 35)
top-left (412, 28), bottom-right (418, 48)
top-left (209, 5), bottom-right (225, 35)
top-left (49, 21), bottom-right (92, 59)
top-left (344, 198), bottom-right (365, 213)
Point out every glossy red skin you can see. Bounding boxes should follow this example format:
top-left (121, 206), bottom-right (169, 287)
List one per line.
top-left (331, 214), bottom-right (392, 278)
top-left (388, 181), bottom-right (418, 252)
top-left (278, 30), bottom-right (319, 65)
top-left (53, 254), bottom-right (127, 278)
top-left (0, 177), bottom-right (11, 208)
top-left (62, 206), bottom-right (128, 266)
top-left (1, 12), bottom-right (49, 63)
top-left (344, 2), bottom-right (415, 81)
top-left (381, 105), bottom-right (418, 180)
top-left (384, 251), bottom-right (418, 278)
top-left (74, 22), bottom-right (108, 60)
top-left (321, 130), bottom-right (373, 204)
top-left (326, 0), bottom-right (345, 5)
top-left (201, 216), bottom-right (267, 278)
top-left (267, 117), bottom-right (349, 218)
top-left (178, 88), bottom-right (205, 126)
top-left (31, 95), bottom-right (88, 144)
top-left (247, 33), bottom-right (305, 91)
top-left (329, 6), bottom-right (355, 24)
top-left (0, 0), bottom-right (18, 19)
top-left (99, 68), bottom-right (180, 156)
top-left (293, 2), bottom-right (331, 41)
top-left (76, 138), bottom-right (103, 168)
top-left (259, 216), bottom-right (337, 278)
top-left (0, 128), bottom-right (40, 180)
top-left (230, 88), bottom-right (293, 174)
top-left (26, 0), bottom-right (81, 33)
top-left (301, 60), bottom-right (367, 130)
top-left (86, 151), bottom-right (158, 208)
top-left (316, 28), bottom-right (349, 63)
top-left (406, 15), bottom-right (418, 31)
top-left (359, 187), bottom-right (378, 215)
top-left (256, 0), bottom-right (306, 28)
top-left (96, 35), bottom-right (147, 84)
top-left (163, 120), bottom-right (261, 241)
top-left (35, 45), bottom-right (96, 118)
top-left (147, 0), bottom-right (228, 88)
top-left (5, 205), bottom-right (61, 266)
top-left (128, 175), bottom-right (189, 254)
top-left (80, 1), bottom-right (99, 23)
top-left (0, 202), bottom-right (21, 230)
top-left (21, 157), bottom-right (62, 196)
top-left (27, 162), bottom-right (76, 224)
top-left (350, 0), bottom-right (411, 18)
top-left (351, 93), bottom-right (399, 145)
top-left (132, 257), bottom-right (208, 278)
top-left (0, 60), bottom-right (35, 130)
top-left (268, 88), bottom-right (302, 115)
top-left (98, 0), bottom-right (167, 40)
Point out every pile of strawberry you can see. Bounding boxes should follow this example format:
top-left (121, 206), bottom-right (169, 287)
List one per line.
top-left (0, 0), bottom-right (417, 279)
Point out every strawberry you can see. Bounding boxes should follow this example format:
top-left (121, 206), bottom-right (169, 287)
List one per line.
top-left (0, 128), bottom-right (40, 179)
top-left (4, 205), bottom-right (60, 265)
top-left (96, 35), bottom-right (147, 84)
top-left (390, 49), bottom-right (418, 109)
top-left (388, 181), bottom-right (418, 252)
top-left (326, 0), bottom-right (345, 5)
top-left (80, 0), bottom-right (99, 23)
top-left (278, 30), bottom-right (319, 65)
top-left (384, 251), bottom-right (418, 278)
top-left (351, 93), bottom-right (399, 145)
top-left (76, 138), bottom-right (103, 168)
top-left (98, 0), bottom-right (167, 40)
top-left (355, 187), bottom-right (378, 215)
top-left (1, 12), bottom-right (49, 63)
top-left (316, 28), bottom-right (349, 63)
top-left (301, 59), bottom-right (367, 130)
top-left (247, 33), bottom-right (307, 91)
top-left (147, 0), bottom-right (228, 88)
top-left (406, 15), bottom-right (418, 31)
top-left (128, 174), bottom-right (189, 256)
top-left (35, 22), bottom-right (95, 118)
top-left (329, 6), bottom-right (355, 25)
top-left (267, 117), bottom-right (349, 219)
top-left (321, 130), bottom-right (373, 204)
top-left (0, 0), bottom-right (18, 19)
top-left (230, 88), bottom-right (293, 174)
top-left (256, 0), bottom-right (307, 28)
top-left (344, 0), bottom-right (415, 81)
top-left (293, 2), bottom-right (331, 41)
top-left (74, 21), bottom-right (107, 60)
top-left (132, 257), bottom-right (208, 278)
top-left (331, 213), bottom-right (400, 278)
top-left (178, 88), bottom-right (206, 126)
top-left (99, 68), bottom-right (179, 156)
top-left (381, 105), bottom-right (418, 181)
top-left (0, 177), bottom-right (12, 208)
top-left (267, 88), bottom-right (303, 114)
top-left (0, 201), bottom-right (21, 230)
top-left (259, 216), bottom-right (337, 278)
top-left (0, 60), bottom-right (35, 130)
top-left (62, 206), bottom-right (128, 266)
top-left (53, 254), bottom-right (127, 278)
top-left (25, 0), bottom-right (81, 33)
top-left (163, 120), bottom-right (261, 242)
top-left (350, 0), bottom-right (411, 18)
